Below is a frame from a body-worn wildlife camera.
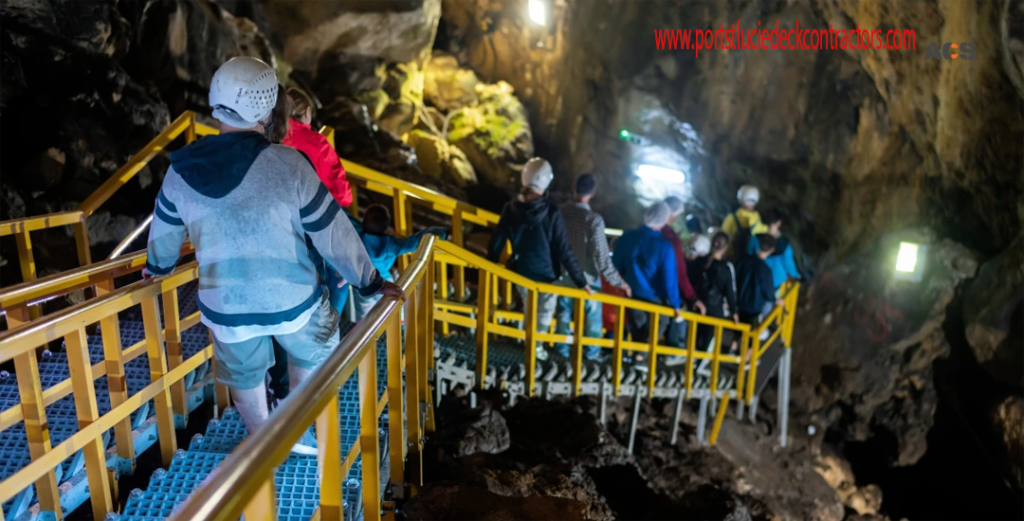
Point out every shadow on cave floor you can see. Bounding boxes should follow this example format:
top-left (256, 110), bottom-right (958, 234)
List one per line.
top-left (588, 464), bottom-right (739, 521)
top-left (842, 296), bottom-right (1024, 521)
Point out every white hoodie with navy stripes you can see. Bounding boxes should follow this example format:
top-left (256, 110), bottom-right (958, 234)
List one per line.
top-left (146, 131), bottom-right (381, 343)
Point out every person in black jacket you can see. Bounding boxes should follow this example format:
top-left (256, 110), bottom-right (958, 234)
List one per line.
top-left (735, 234), bottom-right (783, 328)
top-left (488, 158), bottom-right (590, 361)
top-left (694, 232), bottom-right (739, 352)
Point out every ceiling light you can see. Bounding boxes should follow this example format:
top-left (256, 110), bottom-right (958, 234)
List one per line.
top-left (637, 164), bottom-right (685, 184)
top-left (529, 0), bottom-right (546, 25)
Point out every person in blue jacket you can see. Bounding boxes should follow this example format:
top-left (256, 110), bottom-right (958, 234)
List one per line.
top-left (612, 201), bottom-right (684, 345)
top-left (352, 204), bottom-right (448, 320)
top-left (745, 209), bottom-right (801, 290)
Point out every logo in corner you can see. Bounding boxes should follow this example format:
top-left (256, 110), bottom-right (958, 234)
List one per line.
top-left (925, 42), bottom-right (976, 60)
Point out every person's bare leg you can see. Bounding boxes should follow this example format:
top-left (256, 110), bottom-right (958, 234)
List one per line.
top-left (289, 364), bottom-right (314, 394)
top-left (288, 361), bottom-right (319, 455)
top-left (231, 383), bottom-right (269, 434)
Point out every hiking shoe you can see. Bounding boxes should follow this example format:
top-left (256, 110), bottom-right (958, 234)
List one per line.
top-left (535, 345), bottom-right (549, 361)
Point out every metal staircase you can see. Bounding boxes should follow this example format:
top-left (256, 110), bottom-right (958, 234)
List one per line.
top-left (0, 112), bottom-right (798, 521)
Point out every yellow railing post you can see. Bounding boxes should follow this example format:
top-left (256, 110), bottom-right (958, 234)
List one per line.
top-left (612, 305), bottom-right (624, 397)
top-left (14, 230), bottom-right (36, 285)
top-left (349, 183), bottom-right (360, 217)
top-left (403, 288), bottom-right (423, 487)
top-left (647, 314), bottom-right (660, 394)
top-left (96, 278), bottom-right (135, 474)
top-left (735, 330), bottom-right (750, 405)
top-left (421, 253), bottom-right (434, 431)
top-left (358, 348), bottom-right (382, 521)
top-left (524, 288), bottom-right (537, 397)
top-left (385, 313), bottom-right (404, 486)
top-left (141, 296), bottom-right (177, 466)
top-left (474, 271), bottom-right (491, 390)
top-left (243, 479), bottom-right (278, 521)
top-left (685, 316), bottom-right (697, 399)
top-left (746, 334), bottom-right (763, 405)
top-left (437, 258), bottom-right (449, 335)
top-left (185, 111), bottom-right (197, 144)
top-left (64, 327), bottom-right (114, 520)
top-left (571, 298), bottom-right (585, 397)
top-left (709, 394), bottom-right (731, 445)
top-left (451, 209), bottom-right (465, 300)
top-left (73, 219), bottom-right (92, 269)
top-left (316, 394), bottom-right (343, 521)
top-left (7, 306), bottom-right (62, 519)
top-left (711, 325), bottom-right (723, 396)
top-left (419, 273), bottom-right (435, 433)
top-left (161, 289), bottom-right (188, 426)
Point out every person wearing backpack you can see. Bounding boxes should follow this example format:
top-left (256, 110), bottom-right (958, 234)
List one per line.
top-left (488, 158), bottom-right (591, 361)
top-left (746, 209), bottom-right (801, 291)
top-left (693, 232), bottom-right (740, 352)
top-left (721, 184), bottom-right (768, 260)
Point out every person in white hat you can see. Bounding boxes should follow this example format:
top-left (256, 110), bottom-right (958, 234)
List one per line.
top-left (611, 201), bottom-right (686, 355)
top-left (145, 57), bottom-right (402, 452)
top-left (488, 158), bottom-right (590, 361)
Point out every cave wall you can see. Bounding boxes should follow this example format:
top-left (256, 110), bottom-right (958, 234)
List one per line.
top-left (438, 0), bottom-right (1023, 257)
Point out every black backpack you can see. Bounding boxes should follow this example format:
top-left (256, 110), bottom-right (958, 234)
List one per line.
top-left (729, 210), bottom-right (758, 261)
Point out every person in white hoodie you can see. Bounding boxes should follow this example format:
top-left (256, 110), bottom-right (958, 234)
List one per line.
top-left (145, 57), bottom-right (402, 451)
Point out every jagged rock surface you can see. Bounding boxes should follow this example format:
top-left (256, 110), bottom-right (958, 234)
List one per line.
top-left (792, 231), bottom-right (980, 466)
top-left (995, 395), bottom-right (1024, 488)
top-left (964, 234), bottom-right (1024, 387)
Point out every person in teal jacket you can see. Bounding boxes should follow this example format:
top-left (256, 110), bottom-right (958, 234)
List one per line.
top-left (352, 204), bottom-right (449, 320)
top-left (746, 210), bottom-right (801, 290)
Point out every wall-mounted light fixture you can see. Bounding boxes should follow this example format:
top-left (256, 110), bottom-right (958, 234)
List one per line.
top-left (894, 241), bottom-right (927, 282)
top-left (637, 164), bottom-right (686, 185)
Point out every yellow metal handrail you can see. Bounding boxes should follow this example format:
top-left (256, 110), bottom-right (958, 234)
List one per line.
top-left (0, 260), bottom-right (213, 520)
top-left (430, 240), bottom-right (761, 404)
top-left (170, 235), bottom-right (439, 521)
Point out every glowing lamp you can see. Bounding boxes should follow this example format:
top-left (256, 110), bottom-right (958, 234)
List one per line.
top-left (894, 241), bottom-right (926, 282)
top-left (528, 0), bottom-right (546, 25)
top-left (637, 164), bottom-right (685, 185)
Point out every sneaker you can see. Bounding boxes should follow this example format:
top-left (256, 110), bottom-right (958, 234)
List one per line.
top-left (291, 429), bottom-right (318, 456)
top-left (664, 356), bottom-right (686, 367)
top-left (535, 345), bottom-right (549, 361)
top-left (760, 328), bottom-right (770, 341)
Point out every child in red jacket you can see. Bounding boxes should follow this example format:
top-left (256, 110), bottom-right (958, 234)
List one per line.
top-left (283, 88), bottom-right (352, 207)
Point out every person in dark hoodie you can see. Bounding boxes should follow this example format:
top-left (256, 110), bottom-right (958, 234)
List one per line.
top-left (736, 233), bottom-right (783, 328)
top-left (145, 57), bottom-right (402, 453)
top-left (487, 157), bottom-right (590, 361)
top-left (693, 232), bottom-right (740, 352)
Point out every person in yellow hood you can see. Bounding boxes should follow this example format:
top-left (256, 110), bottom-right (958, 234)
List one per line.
top-left (721, 184), bottom-right (768, 259)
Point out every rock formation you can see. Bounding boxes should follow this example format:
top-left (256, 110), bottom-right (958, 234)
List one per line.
top-left (964, 233), bottom-right (1024, 387)
top-left (995, 395), bottom-right (1024, 488)
top-left (792, 230), bottom-right (980, 465)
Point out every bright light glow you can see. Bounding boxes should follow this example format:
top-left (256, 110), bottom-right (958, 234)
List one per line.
top-left (637, 164), bottom-right (685, 185)
top-left (620, 129), bottom-right (630, 138)
top-left (109, 213), bottom-right (154, 260)
top-left (528, 0), bottom-right (546, 25)
top-left (895, 242), bottom-right (919, 273)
